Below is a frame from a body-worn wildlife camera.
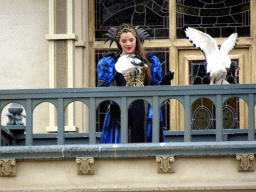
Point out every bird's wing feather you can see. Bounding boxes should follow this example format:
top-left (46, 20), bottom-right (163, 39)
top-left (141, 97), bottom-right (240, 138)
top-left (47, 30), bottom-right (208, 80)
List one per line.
top-left (185, 27), bottom-right (219, 59)
top-left (185, 27), bottom-right (220, 73)
top-left (206, 52), bottom-right (223, 73)
top-left (220, 33), bottom-right (238, 54)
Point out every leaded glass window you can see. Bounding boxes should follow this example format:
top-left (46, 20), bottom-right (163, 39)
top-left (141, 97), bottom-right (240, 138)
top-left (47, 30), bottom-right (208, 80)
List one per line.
top-left (177, 0), bottom-right (250, 38)
top-left (95, 0), bottom-right (169, 41)
top-left (93, 1), bottom-right (249, 133)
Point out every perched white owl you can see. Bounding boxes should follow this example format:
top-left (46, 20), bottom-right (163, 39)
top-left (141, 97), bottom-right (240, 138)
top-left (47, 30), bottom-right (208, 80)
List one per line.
top-left (185, 27), bottom-right (238, 84)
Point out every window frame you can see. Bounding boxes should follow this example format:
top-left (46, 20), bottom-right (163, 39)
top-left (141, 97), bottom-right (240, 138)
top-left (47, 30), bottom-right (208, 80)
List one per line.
top-left (87, 0), bottom-right (256, 131)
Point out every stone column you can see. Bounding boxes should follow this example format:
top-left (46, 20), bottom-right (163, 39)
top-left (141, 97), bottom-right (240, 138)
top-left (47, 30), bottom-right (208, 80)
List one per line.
top-left (46, 0), bottom-right (78, 132)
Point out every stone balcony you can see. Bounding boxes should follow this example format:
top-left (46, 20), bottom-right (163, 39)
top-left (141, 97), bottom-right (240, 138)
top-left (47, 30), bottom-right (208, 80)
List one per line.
top-left (0, 84), bottom-right (256, 191)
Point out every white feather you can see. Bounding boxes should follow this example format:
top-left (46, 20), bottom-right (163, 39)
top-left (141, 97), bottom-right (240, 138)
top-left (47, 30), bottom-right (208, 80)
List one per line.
top-left (115, 55), bottom-right (144, 73)
top-left (185, 27), bottom-right (238, 84)
top-left (115, 55), bottom-right (134, 73)
top-left (220, 33), bottom-right (238, 54)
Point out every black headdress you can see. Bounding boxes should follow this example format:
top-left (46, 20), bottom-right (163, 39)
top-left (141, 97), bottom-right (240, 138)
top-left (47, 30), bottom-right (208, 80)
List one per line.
top-left (135, 26), bottom-right (149, 44)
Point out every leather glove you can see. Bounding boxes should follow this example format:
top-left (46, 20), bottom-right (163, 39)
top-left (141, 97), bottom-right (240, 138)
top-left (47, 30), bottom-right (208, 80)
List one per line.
top-left (162, 71), bottom-right (174, 85)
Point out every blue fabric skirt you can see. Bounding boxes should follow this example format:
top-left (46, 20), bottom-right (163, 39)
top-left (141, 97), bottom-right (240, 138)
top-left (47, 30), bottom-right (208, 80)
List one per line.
top-left (100, 101), bottom-right (165, 143)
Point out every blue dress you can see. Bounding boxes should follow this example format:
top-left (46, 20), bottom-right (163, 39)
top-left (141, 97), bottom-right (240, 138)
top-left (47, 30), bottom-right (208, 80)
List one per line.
top-left (97, 53), bottom-right (168, 143)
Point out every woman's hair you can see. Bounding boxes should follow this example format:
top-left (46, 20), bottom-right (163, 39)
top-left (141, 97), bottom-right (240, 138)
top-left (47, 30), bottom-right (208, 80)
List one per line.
top-left (116, 24), bottom-right (151, 84)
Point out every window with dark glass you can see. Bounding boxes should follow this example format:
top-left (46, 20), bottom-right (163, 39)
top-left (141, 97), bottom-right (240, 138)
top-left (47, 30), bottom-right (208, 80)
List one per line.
top-left (95, 0), bottom-right (170, 41)
top-left (176, 0), bottom-right (250, 38)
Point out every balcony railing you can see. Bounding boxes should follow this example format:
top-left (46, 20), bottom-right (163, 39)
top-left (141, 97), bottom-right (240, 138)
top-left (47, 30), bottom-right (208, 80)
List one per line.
top-left (1, 84), bottom-right (256, 159)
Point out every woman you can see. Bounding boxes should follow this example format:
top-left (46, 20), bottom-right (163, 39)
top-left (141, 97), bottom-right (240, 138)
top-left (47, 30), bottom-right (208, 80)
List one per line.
top-left (97, 23), bottom-right (173, 143)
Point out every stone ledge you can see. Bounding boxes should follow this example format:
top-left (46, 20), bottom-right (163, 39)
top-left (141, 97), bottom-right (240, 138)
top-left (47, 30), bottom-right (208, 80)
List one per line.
top-left (2, 183), bottom-right (256, 192)
top-left (1, 141), bottom-right (256, 160)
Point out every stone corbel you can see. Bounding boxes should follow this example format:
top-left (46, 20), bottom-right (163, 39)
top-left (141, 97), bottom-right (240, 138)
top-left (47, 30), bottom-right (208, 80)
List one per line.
top-left (236, 154), bottom-right (254, 172)
top-left (76, 157), bottom-right (94, 175)
top-left (0, 159), bottom-right (16, 177)
top-left (156, 155), bottom-right (174, 173)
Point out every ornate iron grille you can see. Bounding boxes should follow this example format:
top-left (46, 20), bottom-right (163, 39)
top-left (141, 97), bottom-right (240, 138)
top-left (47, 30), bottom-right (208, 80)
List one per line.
top-left (190, 60), bottom-right (240, 130)
top-left (177, 0), bottom-right (250, 38)
top-left (95, 0), bottom-right (169, 41)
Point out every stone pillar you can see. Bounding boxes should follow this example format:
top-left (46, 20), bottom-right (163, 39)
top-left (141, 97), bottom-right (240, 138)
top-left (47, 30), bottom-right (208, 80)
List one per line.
top-left (46, 0), bottom-right (78, 132)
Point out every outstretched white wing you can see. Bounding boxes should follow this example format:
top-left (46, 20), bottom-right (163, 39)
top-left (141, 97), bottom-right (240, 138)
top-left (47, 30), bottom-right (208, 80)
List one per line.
top-left (185, 27), bottom-right (218, 58)
top-left (185, 27), bottom-right (219, 73)
top-left (220, 33), bottom-right (238, 55)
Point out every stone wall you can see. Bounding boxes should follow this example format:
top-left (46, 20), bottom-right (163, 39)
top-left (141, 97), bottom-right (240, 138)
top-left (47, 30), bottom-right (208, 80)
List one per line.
top-left (0, 0), bottom-right (49, 132)
top-left (0, 156), bottom-right (256, 191)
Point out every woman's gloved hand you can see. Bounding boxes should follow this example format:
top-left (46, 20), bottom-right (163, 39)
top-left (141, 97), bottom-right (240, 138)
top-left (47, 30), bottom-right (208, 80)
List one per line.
top-left (162, 71), bottom-right (174, 85)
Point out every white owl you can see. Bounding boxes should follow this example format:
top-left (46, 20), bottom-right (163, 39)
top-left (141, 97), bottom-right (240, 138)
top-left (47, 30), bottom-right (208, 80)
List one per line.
top-left (185, 27), bottom-right (238, 84)
top-left (115, 54), bottom-right (147, 74)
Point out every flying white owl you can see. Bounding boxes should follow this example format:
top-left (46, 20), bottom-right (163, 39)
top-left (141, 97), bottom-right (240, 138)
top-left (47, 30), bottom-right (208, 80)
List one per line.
top-left (185, 27), bottom-right (238, 84)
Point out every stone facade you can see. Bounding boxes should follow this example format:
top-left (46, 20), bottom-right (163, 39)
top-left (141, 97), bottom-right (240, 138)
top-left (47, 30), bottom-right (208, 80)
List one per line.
top-left (1, 0), bottom-right (256, 191)
top-left (0, 157), bottom-right (256, 191)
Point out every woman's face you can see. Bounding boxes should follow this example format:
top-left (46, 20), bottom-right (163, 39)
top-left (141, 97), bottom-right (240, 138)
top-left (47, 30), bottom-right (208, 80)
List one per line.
top-left (119, 32), bottom-right (136, 55)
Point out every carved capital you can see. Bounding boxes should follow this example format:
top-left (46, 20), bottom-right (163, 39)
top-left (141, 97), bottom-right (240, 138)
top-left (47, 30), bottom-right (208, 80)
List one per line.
top-left (156, 155), bottom-right (174, 173)
top-left (76, 157), bottom-right (94, 175)
top-left (0, 159), bottom-right (16, 177)
top-left (236, 154), bottom-right (254, 172)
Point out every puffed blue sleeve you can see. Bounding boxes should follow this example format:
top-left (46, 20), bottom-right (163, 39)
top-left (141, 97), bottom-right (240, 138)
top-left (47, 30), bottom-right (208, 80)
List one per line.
top-left (97, 54), bottom-right (117, 87)
top-left (148, 53), bottom-right (164, 85)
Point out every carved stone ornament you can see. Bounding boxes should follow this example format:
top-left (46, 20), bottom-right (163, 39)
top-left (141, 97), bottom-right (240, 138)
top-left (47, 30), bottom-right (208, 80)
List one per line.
top-left (76, 157), bottom-right (94, 175)
top-left (236, 154), bottom-right (254, 172)
top-left (156, 155), bottom-right (174, 173)
top-left (0, 159), bottom-right (16, 177)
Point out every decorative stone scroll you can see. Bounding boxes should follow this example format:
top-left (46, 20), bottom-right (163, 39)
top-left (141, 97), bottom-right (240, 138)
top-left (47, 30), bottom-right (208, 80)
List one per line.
top-left (236, 154), bottom-right (254, 172)
top-left (0, 159), bottom-right (16, 177)
top-left (76, 157), bottom-right (94, 175)
top-left (156, 155), bottom-right (174, 173)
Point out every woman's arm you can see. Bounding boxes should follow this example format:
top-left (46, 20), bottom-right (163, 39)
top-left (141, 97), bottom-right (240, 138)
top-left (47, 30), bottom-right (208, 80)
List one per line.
top-left (97, 54), bottom-right (117, 87)
top-left (148, 53), bottom-right (174, 86)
